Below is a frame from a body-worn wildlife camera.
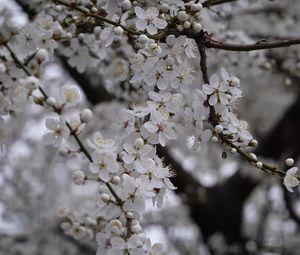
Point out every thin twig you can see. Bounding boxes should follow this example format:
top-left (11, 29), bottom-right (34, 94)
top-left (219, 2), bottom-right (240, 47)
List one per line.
top-left (206, 37), bottom-right (300, 51)
top-left (6, 44), bottom-right (124, 206)
top-left (196, 32), bottom-right (286, 178)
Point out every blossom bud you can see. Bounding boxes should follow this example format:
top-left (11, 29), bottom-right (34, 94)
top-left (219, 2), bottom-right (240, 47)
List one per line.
top-left (211, 136), bottom-right (218, 142)
top-left (78, 33), bottom-right (85, 41)
top-left (178, 11), bottom-right (188, 21)
top-left (131, 224), bottom-right (142, 233)
top-left (192, 22), bottom-right (202, 32)
top-left (249, 153), bottom-right (257, 161)
top-left (9, 20), bottom-right (23, 34)
top-left (72, 170), bottom-right (86, 185)
top-left (126, 211), bottom-right (134, 219)
top-left (85, 228), bottom-right (94, 240)
top-left (111, 175), bottom-right (121, 184)
top-left (159, 3), bottom-right (169, 12)
top-left (256, 162), bottom-right (263, 168)
top-left (110, 219), bottom-right (123, 235)
top-left (61, 221), bottom-right (72, 231)
top-left (36, 48), bottom-right (49, 62)
top-left (138, 34), bottom-right (149, 44)
top-left (122, 0), bottom-right (132, 10)
top-left (191, 3), bottom-right (203, 12)
top-left (80, 108), bottom-right (93, 123)
top-left (149, 43), bottom-right (162, 55)
top-left (249, 139), bottom-right (258, 147)
top-left (285, 158), bottom-right (295, 167)
top-left (25, 76), bottom-right (40, 90)
top-left (113, 26), bottom-right (124, 36)
top-left (231, 77), bottom-right (240, 86)
top-left (94, 26), bottom-right (102, 36)
top-left (215, 125), bottom-right (223, 134)
top-left (101, 193), bottom-right (111, 203)
top-left (177, 24), bottom-right (184, 31)
top-left (183, 21), bottom-right (191, 29)
top-left (59, 147), bottom-right (69, 156)
top-left (46, 97), bottom-right (57, 107)
top-left (55, 5), bottom-right (62, 12)
top-left (91, 7), bottom-right (98, 13)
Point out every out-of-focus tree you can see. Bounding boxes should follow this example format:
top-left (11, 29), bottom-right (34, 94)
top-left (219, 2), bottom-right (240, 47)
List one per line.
top-left (0, 0), bottom-right (300, 255)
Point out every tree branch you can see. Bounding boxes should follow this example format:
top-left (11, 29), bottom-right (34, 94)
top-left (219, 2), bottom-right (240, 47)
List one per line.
top-left (206, 37), bottom-right (300, 51)
top-left (202, 0), bottom-right (237, 8)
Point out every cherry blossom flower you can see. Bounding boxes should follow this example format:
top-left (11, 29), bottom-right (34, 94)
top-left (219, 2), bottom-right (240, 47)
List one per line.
top-left (61, 85), bottom-right (81, 107)
top-left (202, 74), bottom-right (229, 106)
top-left (110, 235), bottom-right (145, 255)
top-left (142, 112), bottom-right (177, 147)
top-left (43, 117), bottom-right (70, 147)
top-left (87, 131), bottom-right (116, 152)
top-left (122, 138), bottom-right (153, 173)
top-left (112, 109), bottom-right (136, 138)
top-left (135, 6), bottom-right (168, 35)
top-left (89, 151), bottom-right (119, 182)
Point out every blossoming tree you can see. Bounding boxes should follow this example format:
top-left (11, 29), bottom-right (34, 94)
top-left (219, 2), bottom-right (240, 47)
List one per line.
top-left (1, 0), bottom-right (300, 254)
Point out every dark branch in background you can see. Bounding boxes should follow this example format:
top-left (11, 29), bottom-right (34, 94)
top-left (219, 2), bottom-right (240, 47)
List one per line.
top-left (14, 0), bottom-right (36, 19)
top-left (59, 57), bottom-right (115, 104)
top-left (206, 37), bottom-right (300, 51)
top-left (202, 0), bottom-right (237, 8)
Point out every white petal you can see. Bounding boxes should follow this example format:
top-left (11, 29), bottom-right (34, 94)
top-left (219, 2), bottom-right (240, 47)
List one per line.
top-left (209, 94), bottom-right (218, 105)
top-left (144, 122), bottom-right (158, 133)
top-left (136, 20), bottom-right (147, 31)
top-left (153, 18), bottom-right (168, 29)
top-left (135, 6), bottom-right (146, 19)
top-left (147, 24), bottom-right (158, 35)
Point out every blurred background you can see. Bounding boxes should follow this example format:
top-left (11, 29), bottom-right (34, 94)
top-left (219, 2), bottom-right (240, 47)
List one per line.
top-left (1, 0), bottom-right (300, 254)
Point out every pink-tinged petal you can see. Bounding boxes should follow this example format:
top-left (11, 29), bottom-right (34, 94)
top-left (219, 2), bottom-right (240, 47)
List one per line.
top-left (147, 24), bottom-right (158, 35)
top-left (135, 6), bottom-right (146, 19)
top-left (135, 19), bottom-right (147, 31)
top-left (153, 18), bottom-right (168, 29)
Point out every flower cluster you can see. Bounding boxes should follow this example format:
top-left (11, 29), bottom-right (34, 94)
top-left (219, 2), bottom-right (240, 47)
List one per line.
top-left (1, 0), bottom-right (299, 255)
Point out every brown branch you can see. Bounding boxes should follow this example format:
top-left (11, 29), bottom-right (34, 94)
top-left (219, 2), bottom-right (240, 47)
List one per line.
top-left (202, 0), bottom-right (236, 8)
top-left (206, 37), bottom-right (300, 51)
